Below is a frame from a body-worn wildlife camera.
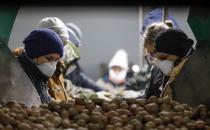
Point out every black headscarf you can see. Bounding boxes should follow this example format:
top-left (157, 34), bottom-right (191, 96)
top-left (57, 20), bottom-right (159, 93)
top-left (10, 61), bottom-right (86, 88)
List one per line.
top-left (154, 29), bottom-right (194, 58)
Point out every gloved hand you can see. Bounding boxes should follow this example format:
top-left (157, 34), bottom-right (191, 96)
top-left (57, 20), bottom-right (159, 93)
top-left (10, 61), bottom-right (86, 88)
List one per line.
top-left (122, 90), bottom-right (142, 98)
top-left (96, 91), bottom-right (113, 101)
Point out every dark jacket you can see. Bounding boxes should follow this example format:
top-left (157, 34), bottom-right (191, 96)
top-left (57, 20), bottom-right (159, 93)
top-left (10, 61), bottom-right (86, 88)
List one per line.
top-left (18, 52), bottom-right (53, 103)
top-left (144, 66), bottom-right (170, 98)
top-left (65, 62), bottom-right (103, 92)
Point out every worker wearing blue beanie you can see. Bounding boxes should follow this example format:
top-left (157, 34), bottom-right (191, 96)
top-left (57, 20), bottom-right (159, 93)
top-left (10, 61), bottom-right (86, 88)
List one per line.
top-left (23, 28), bottom-right (64, 59)
top-left (14, 28), bottom-right (64, 104)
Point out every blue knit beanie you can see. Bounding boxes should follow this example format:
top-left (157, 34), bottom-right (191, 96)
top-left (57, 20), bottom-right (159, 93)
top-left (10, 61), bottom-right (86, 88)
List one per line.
top-left (23, 28), bottom-right (64, 59)
top-left (141, 8), bottom-right (180, 34)
top-left (155, 29), bottom-right (194, 58)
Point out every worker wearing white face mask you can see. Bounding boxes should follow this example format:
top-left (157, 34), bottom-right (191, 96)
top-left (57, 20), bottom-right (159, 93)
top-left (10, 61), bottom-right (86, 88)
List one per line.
top-left (144, 29), bottom-right (194, 98)
top-left (96, 49), bottom-right (129, 98)
top-left (38, 17), bottom-right (103, 101)
top-left (38, 17), bottom-right (73, 101)
top-left (14, 28), bottom-right (64, 104)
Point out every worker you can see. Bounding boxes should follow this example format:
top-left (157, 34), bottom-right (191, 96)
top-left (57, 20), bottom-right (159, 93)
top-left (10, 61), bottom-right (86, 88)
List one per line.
top-left (38, 17), bottom-right (102, 99)
top-left (15, 28), bottom-right (64, 104)
top-left (96, 49), bottom-right (129, 98)
top-left (64, 22), bottom-right (103, 93)
top-left (144, 29), bottom-right (194, 98)
top-left (37, 17), bottom-right (71, 101)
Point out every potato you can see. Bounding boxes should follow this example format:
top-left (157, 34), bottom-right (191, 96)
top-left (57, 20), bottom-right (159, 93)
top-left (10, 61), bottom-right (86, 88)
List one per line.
top-left (105, 124), bottom-right (114, 130)
top-left (91, 98), bottom-right (105, 106)
top-left (78, 127), bottom-right (88, 130)
top-left (15, 113), bottom-right (24, 121)
top-left (194, 120), bottom-right (205, 129)
top-left (59, 101), bottom-right (74, 109)
top-left (186, 122), bottom-right (195, 129)
top-left (143, 114), bottom-right (155, 122)
top-left (197, 104), bottom-right (208, 119)
top-left (174, 105), bottom-right (185, 112)
top-left (126, 98), bottom-right (136, 105)
top-left (145, 103), bottom-right (159, 114)
top-left (48, 101), bottom-right (58, 110)
top-left (31, 123), bottom-right (46, 130)
top-left (17, 123), bottom-right (32, 130)
top-left (68, 107), bottom-right (79, 118)
top-left (39, 104), bottom-right (48, 109)
top-left (60, 110), bottom-right (69, 119)
top-left (129, 119), bottom-right (143, 130)
top-left (161, 116), bottom-right (172, 124)
top-left (70, 123), bottom-right (79, 129)
top-left (88, 123), bottom-right (101, 130)
top-left (90, 115), bottom-right (102, 123)
top-left (5, 100), bottom-right (22, 109)
top-left (120, 115), bottom-right (128, 124)
top-left (34, 116), bottom-right (46, 123)
top-left (166, 123), bottom-right (176, 130)
top-left (5, 124), bottom-right (13, 130)
top-left (116, 109), bottom-right (132, 116)
top-left (42, 120), bottom-right (55, 128)
top-left (76, 119), bottom-right (86, 127)
top-left (78, 113), bottom-right (90, 122)
top-left (153, 118), bottom-right (163, 126)
top-left (144, 121), bottom-right (156, 130)
top-left (157, 125), bottom-right (166, 130)
top-left (0, 112), bottom-right (12, 125)
top-left (160, 103), bottom-right (171, 112)
top-left (129, 104), bottom-right (138, 113)
top-left (135, 111), bottom-right (148, 122)
top-left (75, 98), bottom-right (85, 105)
top-left (110, 116), bottom-right (123, 124)
top-left (123, 125), bottom-right (133, 130)
top-left (102, 102), bottom-right (118, 112)
top-left (119, 102), bottom-right (129, 109)
top-left (114, 122), bottom-right (123, 127)
top-left (81, 109), bottom-right (90, 114)
top-left (0, 124), bottom-right (4, 130)
top-left (183, 110), bottom-right (193, 118)
top-left (136, 99), bottom-right (146, 106)
top-left (147, 96), bottom-right (158, 104)
top-left (85, 101), bottom-right (96, 110)
top-left (30, 108), bottom-right (41, 117)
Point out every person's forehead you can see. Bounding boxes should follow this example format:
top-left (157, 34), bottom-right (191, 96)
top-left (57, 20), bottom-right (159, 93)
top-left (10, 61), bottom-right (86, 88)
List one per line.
top-left (44, 53), bottom-right (60, 60)
top-left (153, 52), bottom-right (169, 56)
top-left (111, 66), bottom-right (123, 69)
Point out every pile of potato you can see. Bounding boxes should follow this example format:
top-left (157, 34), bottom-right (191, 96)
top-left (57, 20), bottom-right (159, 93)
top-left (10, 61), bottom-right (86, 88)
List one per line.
top-left (0, 96), bottom-right (210, 130)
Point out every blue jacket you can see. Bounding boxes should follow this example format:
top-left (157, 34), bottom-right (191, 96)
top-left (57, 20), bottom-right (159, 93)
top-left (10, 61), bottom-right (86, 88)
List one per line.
top-left (65, 62), bottom-right (103, 92)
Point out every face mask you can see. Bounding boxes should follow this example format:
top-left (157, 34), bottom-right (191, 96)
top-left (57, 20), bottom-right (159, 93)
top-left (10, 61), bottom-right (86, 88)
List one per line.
top-left (61, 42), bottom-right (80, 65)
top-left (37, 61), bottom-right (57, 77)
top-left (155, 60), bottom-right (174, 76)
top-left (109, 69), bottom-right (127, 84)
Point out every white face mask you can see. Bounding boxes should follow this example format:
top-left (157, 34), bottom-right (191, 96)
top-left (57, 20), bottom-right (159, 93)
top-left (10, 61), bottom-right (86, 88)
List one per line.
top-left (109, 69), bottom-right (127, 84)
top-left (37, 61), bottom-right (57, 77)
top-left (155, 60), bottom-right (174, 76)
